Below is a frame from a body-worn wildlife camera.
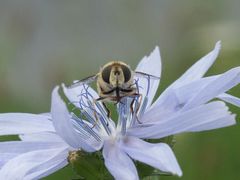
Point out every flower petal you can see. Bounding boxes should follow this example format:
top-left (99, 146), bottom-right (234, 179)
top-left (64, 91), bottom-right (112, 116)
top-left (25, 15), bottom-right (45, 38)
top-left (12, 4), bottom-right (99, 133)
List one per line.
top-left (121, 137), bottom-right (182, 176)
top-left (25, 159), bottom-right (67, 179)
top-left (19, 132), bottom-right (66, 143)
top-left (0, 153), bottom-right (18, 169)
top-left (62, 84), bottom-right (116, 132)
top-left (136, 46), bottom-right (161, 78)
top-left (173, 76), bottom-right (217, 107)
top-left (129, 101), bottom-right (236, 139)
top-left (144, 66), bottom-right (240, 123)
top-left (135, 47), bottom-right (161, 108)
top-left (24, 149), bottom-right (68, 179)
top-left (103, 140), bottom-right (139, 180)
top-left (0, 113), bottom-right (54, 135)
top-left (141, 76), bottom-right (217, 123)
top-left (182, 67), bottom-right (240, 110)
top-left (171, 41), bottom-right (221, 88)
top-left (0, 141), bottom-right (67, 173)
top-left (62, 83), bottom-right (99, 108)
top-left (0, 141), bottom-right (65, 154)
top-left (218, 93), bottom-right (240, 107)
top-left (40, 112), bottom-right (51, 117)
top-left (51, 86), bottom-right (101, 152)
top-left (150, 41), bottom-right (221, 110)
top-left (0, 148), bottom-right (68, 179)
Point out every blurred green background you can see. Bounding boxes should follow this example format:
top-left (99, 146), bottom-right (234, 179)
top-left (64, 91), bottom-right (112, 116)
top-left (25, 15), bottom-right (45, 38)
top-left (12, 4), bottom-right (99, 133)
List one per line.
top-left (0, 0), bottom-right (239, 179)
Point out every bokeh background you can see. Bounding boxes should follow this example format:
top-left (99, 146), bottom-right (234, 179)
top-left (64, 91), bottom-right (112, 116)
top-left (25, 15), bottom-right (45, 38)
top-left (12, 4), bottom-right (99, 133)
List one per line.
top-left (0, 1), bottom-right (239, 179)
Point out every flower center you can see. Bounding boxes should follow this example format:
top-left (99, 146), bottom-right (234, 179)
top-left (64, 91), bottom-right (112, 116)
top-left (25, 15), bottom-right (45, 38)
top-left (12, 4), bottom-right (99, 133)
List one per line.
top-left (68, 76), bottom-right (151, 141)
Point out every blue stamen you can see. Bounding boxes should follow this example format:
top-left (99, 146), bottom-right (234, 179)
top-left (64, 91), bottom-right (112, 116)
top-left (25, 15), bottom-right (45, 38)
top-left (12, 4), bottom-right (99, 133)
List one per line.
top-left (94, 101), bottom-right (111, 135)
top-left (82, 110), bottom-right (101, 130)
top-left (146, 75), bottom-right (151, 96)
top-left (118, 97), bottom-right (132, 135)
top-left (135, 79), bottom-right (140, 94)
top-left (138, 96), bottom-right (148, 118)
top-left (71, 114), bottom-right (102, 142)
top-left (134, 78), bottom-right (143, 92)
top-left (79, 85), bottom-right (112, 135)
top-left (129, 97), bottom-right (139, 126)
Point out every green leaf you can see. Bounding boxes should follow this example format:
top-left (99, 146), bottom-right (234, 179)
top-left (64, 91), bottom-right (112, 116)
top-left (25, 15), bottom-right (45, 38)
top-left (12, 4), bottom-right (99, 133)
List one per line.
top-left (68, 151), bottom-right (112, 180)
top-left (136, 161), bottom-right (174, 179)
top-left (136, 161), bottom-right (155, 178)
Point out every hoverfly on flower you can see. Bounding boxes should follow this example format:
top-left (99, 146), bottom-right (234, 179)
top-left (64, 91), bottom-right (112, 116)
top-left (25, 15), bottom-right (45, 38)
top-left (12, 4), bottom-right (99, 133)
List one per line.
top-left (69, 61), bottom-right (159, 117)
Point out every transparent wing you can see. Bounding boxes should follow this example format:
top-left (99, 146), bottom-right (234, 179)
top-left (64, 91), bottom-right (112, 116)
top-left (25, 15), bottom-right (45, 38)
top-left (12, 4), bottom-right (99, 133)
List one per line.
top-left (68, 74), bottom-right (98, 88)
top-left (134, 71), bottom-right (160, 79)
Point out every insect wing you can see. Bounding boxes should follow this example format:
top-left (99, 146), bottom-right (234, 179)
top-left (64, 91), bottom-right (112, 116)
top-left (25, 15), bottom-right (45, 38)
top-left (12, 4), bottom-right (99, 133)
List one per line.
top-left (134, 71), bottom-right (160, 79)
top-left (68, 74), bottom-right (97, 88)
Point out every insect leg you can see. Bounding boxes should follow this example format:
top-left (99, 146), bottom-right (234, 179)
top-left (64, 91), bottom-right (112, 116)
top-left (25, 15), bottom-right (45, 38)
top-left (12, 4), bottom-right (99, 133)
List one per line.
top-left (91, 97), bottom-right (110, 127)
top-left (130, 98), bottom-right (135, 115)
top-left (135, 93), bottom-right (142, 115)
top-left (95, 97), bottom-right (111, 118)
top-left (102, 102), bottom-right (111, 118)
top-left (130, 93), bottom-right (143, 124)
top-left (91, 98), bottom-right (100, 129)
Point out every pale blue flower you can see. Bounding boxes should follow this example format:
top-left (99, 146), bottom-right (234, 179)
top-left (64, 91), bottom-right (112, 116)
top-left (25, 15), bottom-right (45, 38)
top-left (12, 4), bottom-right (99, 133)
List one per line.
top-left (0, 113), bottom-right (71, 179)
top-left (0, 41), bottom-right (239, 179)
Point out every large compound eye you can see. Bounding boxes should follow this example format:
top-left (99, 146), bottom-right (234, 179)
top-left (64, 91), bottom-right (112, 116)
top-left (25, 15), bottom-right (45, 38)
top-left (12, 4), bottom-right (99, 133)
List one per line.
top-left (121, 65), bottom-right (131, 83)
top-left (101, 65), bottom-right (112, 83)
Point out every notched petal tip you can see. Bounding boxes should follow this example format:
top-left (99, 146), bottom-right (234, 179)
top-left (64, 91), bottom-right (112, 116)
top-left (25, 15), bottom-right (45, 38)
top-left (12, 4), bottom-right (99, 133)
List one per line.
top-left (136, 46), bottom-right (161, 76)
top-left (152, 46), bottom-right (160, 57)
top-left (218, 93), bottom-right (240, 107)
top-left (52, 85), bottom-right (60, 93)
top-left (51, 86), bottom-right (61, 104)
top-left (230, 114), bottom-right (237, 125)
top-left (134, 46), bottom-right (162, 109)
top-left (215, 40), bottom-right (221, 50)
top-left (150, 46), bottom-right (161, 64)
top-left (61, 83), bottom-right (66, 88)
top-left (174, 171), bottom-right (183, 177)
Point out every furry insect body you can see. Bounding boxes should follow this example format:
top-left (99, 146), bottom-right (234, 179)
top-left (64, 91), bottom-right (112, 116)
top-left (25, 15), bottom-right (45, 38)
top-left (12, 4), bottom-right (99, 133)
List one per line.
top-left (96, 61), bottom-right (137, 103)
top-left (69, 61), bottom-right (159, 120)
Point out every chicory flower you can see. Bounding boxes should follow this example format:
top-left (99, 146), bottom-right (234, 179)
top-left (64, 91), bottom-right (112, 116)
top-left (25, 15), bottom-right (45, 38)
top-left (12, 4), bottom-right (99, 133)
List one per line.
top-left (0, 41), bottom-right (238, 179)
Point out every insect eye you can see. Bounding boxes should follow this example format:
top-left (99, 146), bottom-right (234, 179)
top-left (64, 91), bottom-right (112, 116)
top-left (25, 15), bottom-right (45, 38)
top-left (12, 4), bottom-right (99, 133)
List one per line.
top-left (121, 65), bottom-right (131, 83)
top-left (101, 66), bottom-right (112, 83)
